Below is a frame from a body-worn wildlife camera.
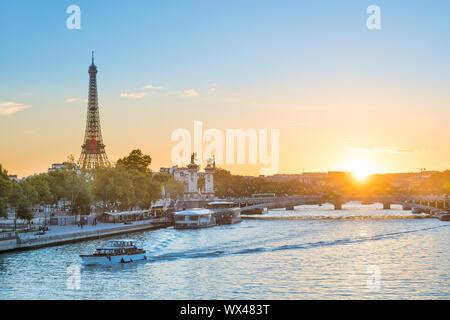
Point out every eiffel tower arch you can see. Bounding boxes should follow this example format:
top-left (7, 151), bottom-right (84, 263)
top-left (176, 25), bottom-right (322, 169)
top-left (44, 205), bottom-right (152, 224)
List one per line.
top-left (78, 52), bottom-right (110, 169)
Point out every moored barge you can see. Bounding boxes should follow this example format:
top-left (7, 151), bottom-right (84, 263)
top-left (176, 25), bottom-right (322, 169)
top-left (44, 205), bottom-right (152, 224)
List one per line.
top-left (174, 201), bottom-right (242, 230)
top-left (174, 208), bottom-right (216, 229)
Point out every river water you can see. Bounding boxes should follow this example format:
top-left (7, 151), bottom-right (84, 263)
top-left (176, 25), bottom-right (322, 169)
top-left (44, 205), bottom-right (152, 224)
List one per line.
top-left (1, 202), bottom-right (449, 299)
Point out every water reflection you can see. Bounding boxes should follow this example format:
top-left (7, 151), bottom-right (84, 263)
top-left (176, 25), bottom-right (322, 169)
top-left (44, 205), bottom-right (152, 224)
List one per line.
top-left (1, 203), bottom-right (449, 299)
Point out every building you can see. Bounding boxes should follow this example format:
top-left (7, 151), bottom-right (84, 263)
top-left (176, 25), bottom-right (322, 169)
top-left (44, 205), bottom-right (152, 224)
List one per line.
top-left (48, 163), bottom-right (67, 172)
top-left (298, 172), bottom-right (328, 185)
top-left (7, 175), bottom-right (19, 183)
top-left (265, 172), bottom-right (328, 185)
top-left (160, 154), bottom-right (215, 200)
top-left (48, 162), bottom-right (80, 174)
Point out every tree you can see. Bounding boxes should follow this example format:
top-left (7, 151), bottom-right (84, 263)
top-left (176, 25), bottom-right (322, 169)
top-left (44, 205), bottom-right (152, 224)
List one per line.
top-left (28, 175), bottom-right (53, 205)
top-left (152, 172), bottom-right (172, 184)
top-left (116, 149), bottom-right (152, 173)
top-left (214, 168), bottom-right (235, 197)
top-left (443, 170), bottom-right (450, 194)
top-left (95, 167), bottom-right (136, 210)
top-left (0, 164), bottom-right (11, 218)
top-left (20, 180), bottom-right (38, 206)
top-left (131, 171), bottom-right (161, 209)
top-left (144, 180), bottom-right (162, 207)
top-left (16, 197), bottom-right (34, 225)
top-left (92, 167), bottom-right (115, 211)
top-left (8, 183), bottom-right (28, 230)
top-left (0, 163), bottom-right (8, 179)
top-left (152, 173), bottom-right (185, 199)
top-left (72, 183), bottom-right (92, 215)
top-left (0, 197), bottom-right (7, 218)
top-left (46, 169), bottom-right (71, 206)
top-left (8, 183), bottom-right (24, 211)
top-left (44, 159), bottom-right (93, 214)
top-left (92, 150), bottom-right (164, 211)
top-left (165, 179), bottom-right (185, 198)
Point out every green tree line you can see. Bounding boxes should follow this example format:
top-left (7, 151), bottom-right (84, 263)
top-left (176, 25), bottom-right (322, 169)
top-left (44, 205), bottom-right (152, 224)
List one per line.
top-left (0, 150), bottom-right (185, 222)
top-left (213, 168), bottom-right (450, 198)
top-left (213, 168), bottom-right (321, 198)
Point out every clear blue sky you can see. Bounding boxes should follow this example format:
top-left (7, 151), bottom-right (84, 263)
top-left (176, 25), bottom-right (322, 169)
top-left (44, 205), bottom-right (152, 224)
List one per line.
top-left (1, 1), bottom-right (449, 177)
top-left (2, 1), bottom-right (449, 96)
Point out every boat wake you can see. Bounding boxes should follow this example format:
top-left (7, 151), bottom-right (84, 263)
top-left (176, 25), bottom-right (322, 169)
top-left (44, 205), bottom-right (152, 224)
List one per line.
top-left (146, 229), bottom-right (178, 253)
top-left (146, 224), bottom-right (449, 263)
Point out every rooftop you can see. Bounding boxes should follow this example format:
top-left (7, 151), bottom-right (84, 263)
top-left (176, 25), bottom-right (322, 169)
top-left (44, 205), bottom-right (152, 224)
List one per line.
top-left (174, 208), bottom-right (212, 216)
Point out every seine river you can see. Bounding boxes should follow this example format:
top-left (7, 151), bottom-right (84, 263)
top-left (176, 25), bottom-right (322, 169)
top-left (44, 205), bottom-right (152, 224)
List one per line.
top-left (1, 202), bottom-right (449, 299)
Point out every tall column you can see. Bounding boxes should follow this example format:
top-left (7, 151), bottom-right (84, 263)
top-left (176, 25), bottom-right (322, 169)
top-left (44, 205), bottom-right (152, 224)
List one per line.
top-left (187, 163), bottom-right (199, 198)
top-left (204, 165), bottom-right (215, 199)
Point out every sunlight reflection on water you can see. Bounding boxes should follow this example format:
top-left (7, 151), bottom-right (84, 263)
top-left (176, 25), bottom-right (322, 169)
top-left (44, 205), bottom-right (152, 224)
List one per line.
top-left (1, 202), bottom-right (449, 299)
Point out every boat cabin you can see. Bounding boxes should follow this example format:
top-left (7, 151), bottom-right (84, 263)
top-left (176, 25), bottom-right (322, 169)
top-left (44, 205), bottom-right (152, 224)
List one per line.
top-left (150, 205), bottom-right (166, 217)
top-left (107, 239), bottom-right (137, 248)
top-left (206, 201), bottom-right (237, 209)
top-left (104, 210), bottom-right (151, 223)
top-left (174, 208), bottom-right (216, 229)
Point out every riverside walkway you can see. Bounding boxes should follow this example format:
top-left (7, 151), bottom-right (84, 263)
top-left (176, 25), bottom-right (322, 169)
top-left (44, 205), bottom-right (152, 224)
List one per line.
top-left (0, 218), bottom-right (171, 253)
top-left (242, 215), bottom-right (433, 221)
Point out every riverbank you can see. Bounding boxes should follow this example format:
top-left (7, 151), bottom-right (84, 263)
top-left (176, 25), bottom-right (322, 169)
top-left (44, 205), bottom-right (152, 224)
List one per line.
top-left (242, 215), bottom-right (435, 220)
top-left (0, 218), bottom-right (171, 253)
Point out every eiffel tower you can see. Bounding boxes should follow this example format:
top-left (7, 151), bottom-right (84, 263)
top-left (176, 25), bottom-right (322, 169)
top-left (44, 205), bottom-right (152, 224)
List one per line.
top-left (78, 52), bottom-right (110, 169)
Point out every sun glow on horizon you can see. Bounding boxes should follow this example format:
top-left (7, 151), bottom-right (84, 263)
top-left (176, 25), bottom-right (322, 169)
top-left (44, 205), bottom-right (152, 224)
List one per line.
top-left (352, 166), bottom-right (372, 180)
top-left (344, 158), bottom-right (377, 180)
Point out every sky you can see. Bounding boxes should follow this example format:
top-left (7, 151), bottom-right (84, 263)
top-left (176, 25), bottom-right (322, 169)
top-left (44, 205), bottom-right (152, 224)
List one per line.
top-left (0, 0), bottom-right (449, 178)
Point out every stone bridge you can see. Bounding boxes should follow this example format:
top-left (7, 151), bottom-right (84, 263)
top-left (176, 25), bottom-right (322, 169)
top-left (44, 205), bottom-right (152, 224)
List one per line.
top-left (175, 194), bottom-right (449, 215)
top-left (230, 194), bottom-right (450, 215)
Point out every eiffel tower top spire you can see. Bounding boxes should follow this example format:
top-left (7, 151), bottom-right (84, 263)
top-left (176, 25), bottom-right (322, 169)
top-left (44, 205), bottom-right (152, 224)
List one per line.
top-left (89, 51), bottom-right (97, 75)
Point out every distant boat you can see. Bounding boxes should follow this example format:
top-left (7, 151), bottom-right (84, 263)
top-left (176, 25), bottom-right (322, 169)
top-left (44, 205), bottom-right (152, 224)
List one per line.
top-left (207, 201), bottom-right (242, 225)
top-left (438, 213), bottom-right (450, 221)
top-left (412, 207), bottom-right (422, 214)
top-left (80, 239), bottom-right (146, 265)
top-left (251, 193), bottom-right (276, 198)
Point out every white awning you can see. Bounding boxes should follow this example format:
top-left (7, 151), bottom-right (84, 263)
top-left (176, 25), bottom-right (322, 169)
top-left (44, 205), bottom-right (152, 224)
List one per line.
top-left (104, 210), bottom-right (149, 217)
top-left (174, 208), bottom-right (212, 216)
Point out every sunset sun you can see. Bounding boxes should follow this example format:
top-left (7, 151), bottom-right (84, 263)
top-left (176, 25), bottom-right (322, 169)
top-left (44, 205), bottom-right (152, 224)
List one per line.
top-left (347, 159), bottom-right (375, 180)
top-left (352, 166), bottom-right (371, 180)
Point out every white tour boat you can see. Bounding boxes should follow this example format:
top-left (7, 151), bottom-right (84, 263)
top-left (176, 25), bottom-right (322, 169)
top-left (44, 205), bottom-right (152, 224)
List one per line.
top-left (80, 239), bottom-right (146, 265)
